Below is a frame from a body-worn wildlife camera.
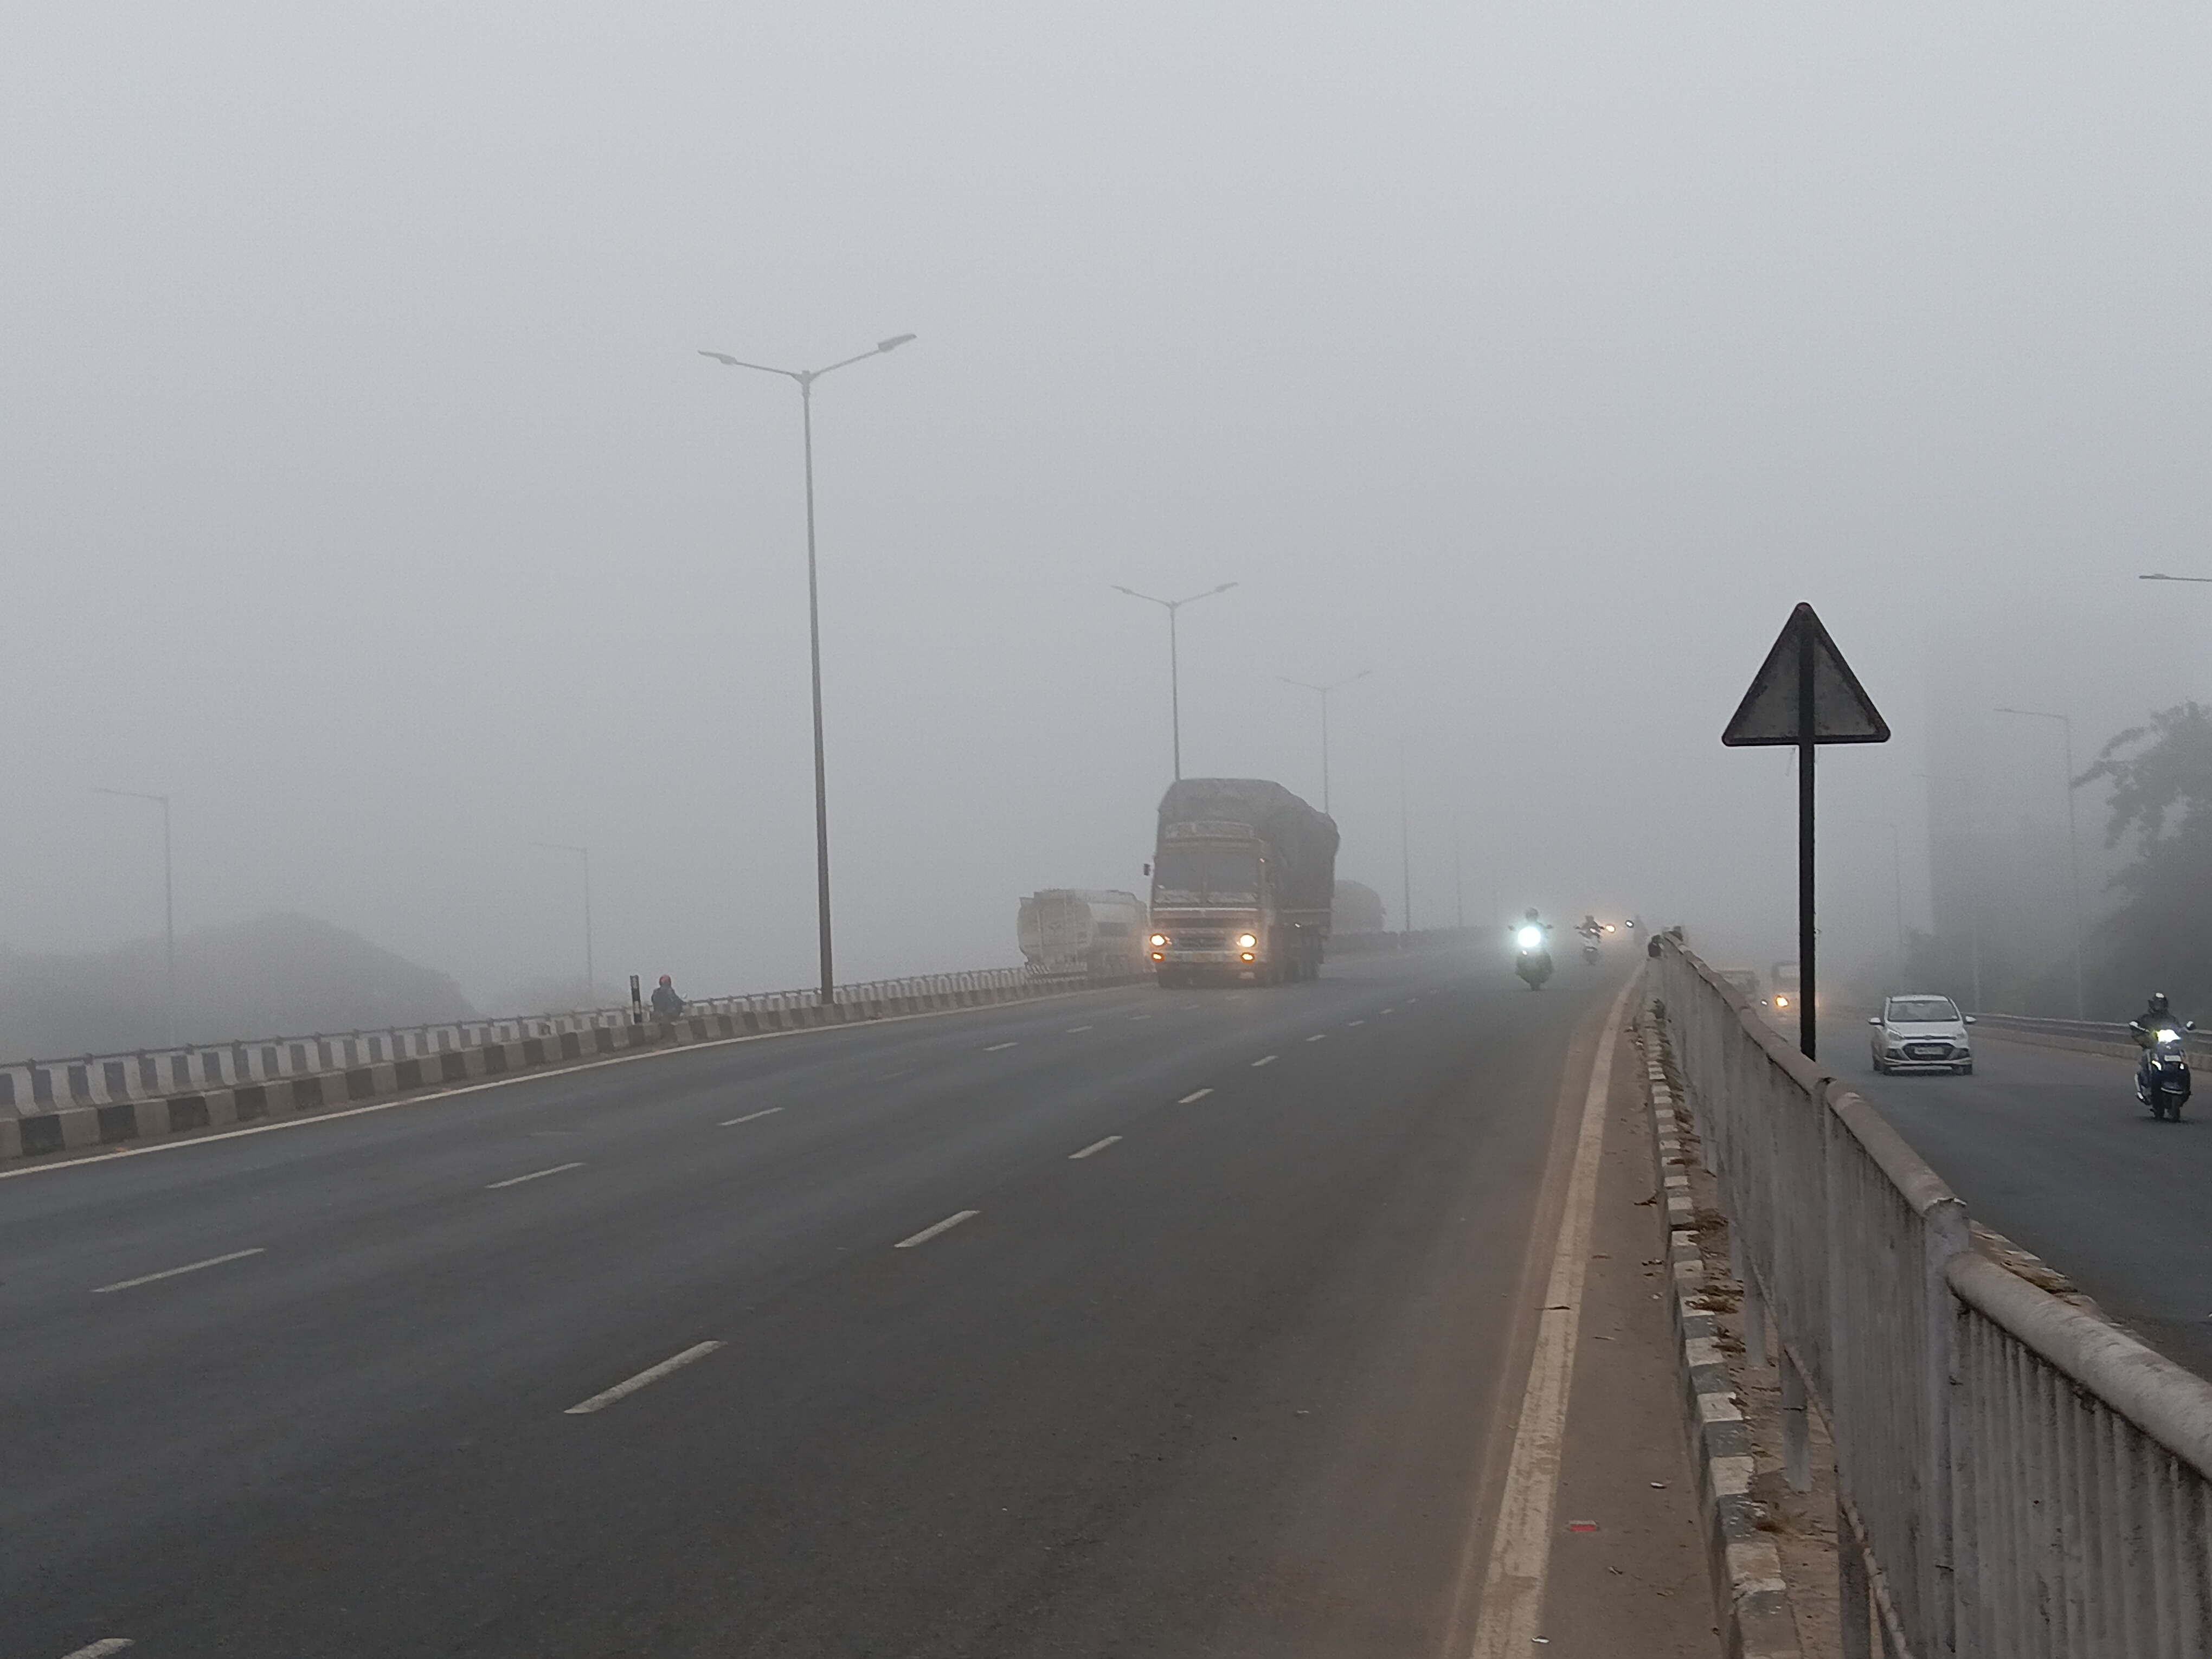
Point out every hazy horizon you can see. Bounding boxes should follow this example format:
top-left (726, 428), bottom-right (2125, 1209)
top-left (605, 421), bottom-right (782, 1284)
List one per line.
top-left (10, 5), bottom-right (2211, 1011)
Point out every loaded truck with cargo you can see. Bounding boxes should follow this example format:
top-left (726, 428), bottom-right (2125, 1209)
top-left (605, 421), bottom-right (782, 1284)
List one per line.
top-left (1145, 779), bottom-right (1339, 986)
top-left (1018, 890), bottom-right (1149, 980)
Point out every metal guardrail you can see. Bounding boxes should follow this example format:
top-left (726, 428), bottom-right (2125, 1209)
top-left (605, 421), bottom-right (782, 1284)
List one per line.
top-left (0, 965), bottom-right (1050, 1116)
top-left (1656, 937), bottom-right (2212, 1657)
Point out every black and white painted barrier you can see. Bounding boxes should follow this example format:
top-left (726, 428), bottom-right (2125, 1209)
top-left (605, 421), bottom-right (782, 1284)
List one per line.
top-left (0, 967), bottom-right (1144, 1166)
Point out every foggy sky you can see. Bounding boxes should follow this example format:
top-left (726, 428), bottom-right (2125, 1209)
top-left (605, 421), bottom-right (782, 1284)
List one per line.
top-left (8, 5), bottom-right (2212, 1007)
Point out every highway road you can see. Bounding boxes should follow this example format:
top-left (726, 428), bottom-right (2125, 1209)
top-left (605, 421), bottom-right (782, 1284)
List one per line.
top-left (2, 947), bottom-right (1711, 1658)
top-left (1855, 1031), bottom-right (2212, 1380)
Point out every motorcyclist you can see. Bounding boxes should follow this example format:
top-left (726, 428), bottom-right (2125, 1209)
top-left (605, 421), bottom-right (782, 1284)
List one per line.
top-left (2131, 991), bottom-right (2183, 1094)
top-left (650, 974), bottom-right (686, 1020)
top-left (1578, 913), bottom-right (1603, 939)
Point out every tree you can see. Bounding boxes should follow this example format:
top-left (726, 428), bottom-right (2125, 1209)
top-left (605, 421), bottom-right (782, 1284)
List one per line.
top-left (2075, 702), bottom-right (2212, 1012)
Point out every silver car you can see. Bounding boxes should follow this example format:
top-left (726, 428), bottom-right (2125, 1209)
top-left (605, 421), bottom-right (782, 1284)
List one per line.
top-left (1868, 994), bottom-right (1975, 1076)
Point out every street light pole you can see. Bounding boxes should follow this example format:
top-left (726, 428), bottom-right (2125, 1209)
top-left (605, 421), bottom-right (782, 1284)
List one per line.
top-left (1278, 670), bottom-right (1369, 815)
top-left (1995, 706), bottom-right (2087, 1019)
top-left (1111, 583), bottom-right (1237, 781)
top-left (700, 333), bottom-right (915, 1004)
top-left (531, 841), bottom-right (594, 1003)
top-left (93, 786), bottom-right (174, 1045)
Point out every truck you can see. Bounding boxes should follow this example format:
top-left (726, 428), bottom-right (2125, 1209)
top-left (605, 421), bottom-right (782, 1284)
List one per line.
top-left (1146, 778), bottom-right (1339, 986)
top-left (1017, 890), bottom-right (1149, 980)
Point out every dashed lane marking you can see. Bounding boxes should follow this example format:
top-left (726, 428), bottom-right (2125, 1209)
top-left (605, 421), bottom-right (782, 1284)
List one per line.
top-left (486, 1161), bottom-right (585, 1190)
top-left (1069, 1136), bottom-right (1122, 1160)
top-left (985, 1041), bottom-right (1019, 1052)
top-left (1127, 1014), bottom-right (1152, 1021)
top-left (720, 1107), bottom-right (784, 1126)
top-left (1306, 1034), bottom-right (1327, 1043)
top-left (1252, 1055), bottom-right (1278, 1067)
top-left (92, 1248), bottom-right (263, 1295)
top-left (1347, 1019), bottom-right (1365, 1026)
top-left (564, 1341), bottom-right (725, 1416)
top-left (1065, 1025), bottom-right (1094, 1032)
top-left (896, 1210), bottom-right (980, 1249)
top-left (1178, 1088), bottom-right (1214, 1103)
top-left (59, 1642), bottom-right (135, 1658)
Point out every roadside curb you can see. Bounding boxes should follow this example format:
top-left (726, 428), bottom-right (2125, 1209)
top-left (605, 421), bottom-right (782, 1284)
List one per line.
top-left (1637, 1004), bottom-right (1803, 1659)
top-left (0, 976), bottom-right (1132, 1172)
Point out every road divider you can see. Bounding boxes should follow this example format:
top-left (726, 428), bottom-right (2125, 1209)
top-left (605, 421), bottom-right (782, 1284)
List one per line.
top-left (1, 974), bottom-right (1142, 1171)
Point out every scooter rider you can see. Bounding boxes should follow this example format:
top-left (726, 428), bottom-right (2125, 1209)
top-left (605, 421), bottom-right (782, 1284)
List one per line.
top-left (2131, 991), bottom-right (2184, 1093)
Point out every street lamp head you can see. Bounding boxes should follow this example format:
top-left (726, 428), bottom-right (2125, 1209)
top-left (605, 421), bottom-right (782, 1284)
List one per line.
top-left (1211, 582), bottom-right (1238, 595)
top-left (877, 333), bottom-right (917, 353)
top-left (699, 351), bottom-right (740, 365)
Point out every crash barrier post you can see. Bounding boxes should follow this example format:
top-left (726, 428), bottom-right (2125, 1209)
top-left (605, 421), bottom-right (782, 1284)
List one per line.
top-left (1655, 936), bottom-right (2212, 1657)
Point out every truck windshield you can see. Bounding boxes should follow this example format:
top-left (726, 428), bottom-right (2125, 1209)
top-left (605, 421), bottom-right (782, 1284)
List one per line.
top-left (1153, 846), bottom-right (1262, 904)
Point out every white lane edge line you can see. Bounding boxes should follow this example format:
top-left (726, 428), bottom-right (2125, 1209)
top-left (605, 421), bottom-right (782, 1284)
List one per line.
top-left (564, 1340), bottom-right (725, 1415)
top-left (91, 1248), bottom-right (264, 1295)
top-left (720, 1107), bottom-right (785, 1126)
top-left (1178, 1088), bottom-right (1213, 1103)
top-left (59, 1641), bottom-right (136, 1659)
top-left (895, 1208), bottom-right (980, 1249)
top-left (985, 1041), bottom-right (1019, 1051)
top-left (1465, 970), bottom-right (1639, 1659)
top-left (486, 1160), bottom-right (585, 1190)
top-left (1069, 1135), bottom-right (1122, 1160)
top-left (1251, 1054), bottom-right (1278, 1068)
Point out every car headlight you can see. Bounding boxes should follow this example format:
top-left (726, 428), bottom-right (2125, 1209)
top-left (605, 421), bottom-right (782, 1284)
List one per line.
top-left (1237, 933), bottom-right (1257, 949)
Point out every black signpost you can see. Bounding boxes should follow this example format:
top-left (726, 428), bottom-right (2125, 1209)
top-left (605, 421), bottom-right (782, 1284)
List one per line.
top-left (1722, 603), bottom-right (1891, 1060)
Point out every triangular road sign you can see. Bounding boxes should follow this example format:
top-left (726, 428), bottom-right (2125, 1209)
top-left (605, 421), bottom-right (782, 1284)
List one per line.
top-left (1722, 602), bottom-right (1890, 747)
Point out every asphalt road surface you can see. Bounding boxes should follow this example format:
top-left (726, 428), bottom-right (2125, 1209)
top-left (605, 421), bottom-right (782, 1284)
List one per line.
top-left (3, 946), bottom-right (1705, 1658)
top-left (1854, 1029), bottom-right (2212, 1380)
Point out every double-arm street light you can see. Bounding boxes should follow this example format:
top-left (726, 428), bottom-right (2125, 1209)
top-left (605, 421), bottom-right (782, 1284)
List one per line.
top-left (700, 333), bottom-right (916, 1004)
top-left (1995, 706), bottom-right (2087, 1019)
top-left (93, 786), bottom-right (175, 1044)
top-left (1278, 669), bottom-right (1369, 815)
top-left (1111, 582), bottom-right (1237, 781)
top-left (530, 841), bottom-right (594, 1005)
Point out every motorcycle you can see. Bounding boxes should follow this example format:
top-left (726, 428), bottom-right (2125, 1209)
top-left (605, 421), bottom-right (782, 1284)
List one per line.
top-left (1515, 924), bottom-right (1554, 991)
top-left (1579, 930), bottom-right (1601, 965)
top-left (2132, 1019), bottom-right (2196, 1120)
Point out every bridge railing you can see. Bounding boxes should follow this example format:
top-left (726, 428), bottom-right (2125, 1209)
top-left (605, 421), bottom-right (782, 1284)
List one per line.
top-left (1656, 936), bottom-right (2212, 1657)
top-left (0, 963), bottom-right (1084, 1117)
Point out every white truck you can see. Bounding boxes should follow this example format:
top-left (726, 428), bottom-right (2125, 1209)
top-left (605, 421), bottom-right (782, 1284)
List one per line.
top-left (1018, 890), bottom-right (1150, 980)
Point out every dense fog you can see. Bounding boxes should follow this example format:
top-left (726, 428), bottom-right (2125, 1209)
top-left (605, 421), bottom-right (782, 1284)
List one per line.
top-left (8, 6), bottom-right (2211, 1036)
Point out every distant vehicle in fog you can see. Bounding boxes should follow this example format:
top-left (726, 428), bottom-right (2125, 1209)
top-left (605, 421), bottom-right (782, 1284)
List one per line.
top-left (1332, 879), bottom-right (1386, 936)
top-left (1767, 961), bottom-right (1801, 1015)
top-left (1147, 779), bottom-right (1338, 986)
top-left (1019, 890), bottom-right (1149, 980)
top-left (1867, 993), bottom-right (1975, 1076)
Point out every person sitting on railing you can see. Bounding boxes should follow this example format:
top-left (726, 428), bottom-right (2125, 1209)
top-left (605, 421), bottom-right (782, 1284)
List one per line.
top-left (650, 974), bottom-right (686, 1020)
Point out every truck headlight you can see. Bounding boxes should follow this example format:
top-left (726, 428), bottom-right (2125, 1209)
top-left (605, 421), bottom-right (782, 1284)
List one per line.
top-left (1237, 934), bottom-right (1257, 949)
top-left (1149, 933), bottom-right (1168, 947)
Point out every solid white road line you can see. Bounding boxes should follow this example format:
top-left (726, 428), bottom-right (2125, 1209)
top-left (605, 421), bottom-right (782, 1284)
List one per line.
top-left (1305, 1034), bottom-right (1327, 1043)
top-left (1178, 1088), bottom-right (1214, 1103)
top-left (1466, 972), bottom-right (1639, 1659)
top-left (1069, 1135), bottom-right (1122, 1160)
top-left (92, 1248), bottom-right (263, 1295)
top-left (1065, 1025), bottom-right (1094, 1032)
top-left (985, 1041), bottom-right (1019, 1052)
top-left (486, 1160), bottom-right (584, 1190)
top-left (895, 1209), bottom-right (980, 1249)
top-left (1251, 1054), bottom-right (1278, 1068)
top-left (720, 1107), bottom-right (784, 1126)
top-left (564, 1341), bottom-right (725, 1416)
top-left (59, 1641), bottom-right (135, 1658)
